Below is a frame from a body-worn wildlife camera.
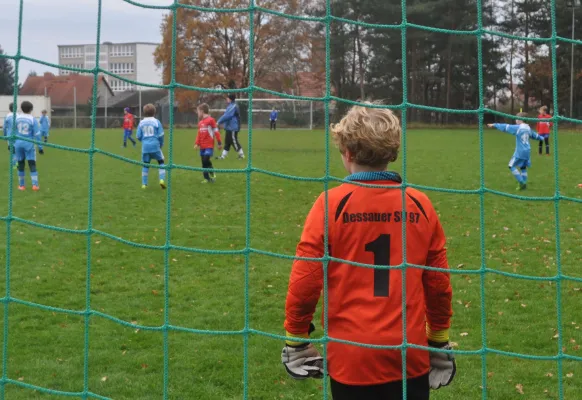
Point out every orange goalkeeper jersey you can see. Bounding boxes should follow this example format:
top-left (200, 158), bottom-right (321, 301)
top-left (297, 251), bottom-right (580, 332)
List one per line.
top-left (284, 171), bottom-right (453, 385)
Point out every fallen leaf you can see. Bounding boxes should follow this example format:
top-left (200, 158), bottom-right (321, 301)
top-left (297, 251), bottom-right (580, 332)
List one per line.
top-left (36, 276), bottom-right (40, 280)
top-left (503, 227), bottom-right (509, 231)
top-left (566, 373), bottom-right (574, 378)
top-left (516, 384), bottom-right (524, 395)
top-left (545, 372), bottom-right (553, 377)
top-left (456, 264), bottom-right (464, 269)
top-left (101, 376), bottom-right (107, 382)
top-left (521, 304), bottom-right (527, 308)
top-left (141, 364), bottom-right (148, 369)
top-left (152, 290), bottom-right (159, 296)
top-left (553, 333), bottom-right (559, 339)
top-left (498, 312), bottom-right (504, 316)
top-left (17, 377), bottom-right (24, 382)
top-left (488, 372), bottom-right (495, 378)
top-left (460, 332), bottom-right (469, 337)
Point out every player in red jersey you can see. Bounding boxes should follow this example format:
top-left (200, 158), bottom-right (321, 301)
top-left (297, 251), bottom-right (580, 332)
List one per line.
top-left (281, 104), bottom-right (455, 400)
top-left (536, 106), bottom-right (552, 156)
top-left (194, 103), bottom-right (222, 183)
top-left (122, 107), bottom-right (136, 148)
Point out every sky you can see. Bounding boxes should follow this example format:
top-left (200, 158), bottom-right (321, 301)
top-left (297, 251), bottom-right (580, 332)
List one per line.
top-left (0, 0), bottom-right (170, 83)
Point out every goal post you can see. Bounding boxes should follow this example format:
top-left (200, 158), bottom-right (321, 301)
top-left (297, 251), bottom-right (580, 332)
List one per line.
top-left (211, 98), bottom-right (320, 130)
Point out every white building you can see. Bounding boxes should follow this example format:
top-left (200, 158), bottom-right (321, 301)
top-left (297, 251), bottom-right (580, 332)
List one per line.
top-left (57, 42), bottom-right (162, 92)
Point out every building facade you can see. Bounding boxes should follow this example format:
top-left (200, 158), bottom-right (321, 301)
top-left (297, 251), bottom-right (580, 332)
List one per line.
top-left (57, 42), bottom-right (161, 92)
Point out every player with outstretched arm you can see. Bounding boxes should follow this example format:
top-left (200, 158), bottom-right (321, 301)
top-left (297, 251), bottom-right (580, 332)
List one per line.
top-left (281, 104), bottom-right (455, 400)
top-left (487, 112), bottom-right (543, 191)
top-left (270, 108), bottom-right (278, 130)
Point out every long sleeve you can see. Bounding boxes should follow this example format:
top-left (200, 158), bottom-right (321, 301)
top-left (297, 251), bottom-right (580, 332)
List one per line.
top-left (136, 125), bottom-right (143, 142)
top-left (217, 105), bottom-right (235, 125)
top-left (215, 130), bottom-right (222, 145)
top-left (493, 123), bottom-right (519, 136)
top-left (2, 118), bottom-right (6, 137)
top-left (33, 119), bottom-right (40, 137)
top-left (529, 130), bottom-right (543, 141)
top-left (284, 196), bottom-right (325, 335)
top-left (423, 215), bottom-right (453, 341)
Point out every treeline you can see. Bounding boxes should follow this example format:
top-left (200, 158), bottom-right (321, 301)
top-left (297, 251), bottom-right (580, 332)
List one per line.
top-left (322, 0), bottom-right (582, 123)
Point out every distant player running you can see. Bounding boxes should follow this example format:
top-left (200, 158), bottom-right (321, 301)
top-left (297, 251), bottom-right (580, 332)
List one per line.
top-left (536, 106), bottom-right (552, 156)
top-left (270, 108), bottom-right (278, 130)
top-left (488, 112), bottom-right (543, 191)
top-left (136, 104), bottom-right (166, 190)
top-left (3, 102), bottom-right (17, 168)
top-left (38, 109), bottom-right (50, 154)
top-left (216, 94), bottom-right (244, 160)
top-left (122, 107), bottom-right (136, 148)
top-left (195, 103), bottom-right (222, 183)
top-left (14, 101), bottom-right (41, 191)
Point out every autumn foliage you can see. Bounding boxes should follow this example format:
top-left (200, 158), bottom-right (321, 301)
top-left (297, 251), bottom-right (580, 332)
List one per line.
top-left (154, 0), bottom-right (316, 111)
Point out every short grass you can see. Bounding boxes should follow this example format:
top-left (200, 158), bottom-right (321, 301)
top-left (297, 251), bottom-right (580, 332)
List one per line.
top-left (0, 127), bottom-right (580, 400)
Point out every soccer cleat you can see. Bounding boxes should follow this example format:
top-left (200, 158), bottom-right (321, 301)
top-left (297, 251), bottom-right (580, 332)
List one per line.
top-left (18, 186), bottom-right (25, 191)
top-left (519, 183), bottom-right (527, 191)
top-left (215, 156), bottom-right (224, 160)
top-left (142, 185), bottom-right (147, 189)
top-left (578, 183), bottom-right (582, 188)
top-left (238, 154), bottom-right (245, 159)
top-left (39, 149), bottom-right (44, 155)
top-left (201, 179), bottom-right (208, 184)
top-left (210, 173), bottom-right (216, 180)
top-left (160, 179), bottom-right (166, 189)
top-left (32, 185), bottom-right (39, 191)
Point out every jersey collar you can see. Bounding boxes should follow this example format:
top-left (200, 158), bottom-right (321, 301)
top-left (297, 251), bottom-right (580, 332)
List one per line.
top-left (345, 171), bottom-right (402, 183)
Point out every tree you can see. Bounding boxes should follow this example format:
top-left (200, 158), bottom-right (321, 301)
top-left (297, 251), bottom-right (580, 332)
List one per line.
top-left (154, 0), bottom-right (313, 110)
top-left (28, 70), bottom-right (38, 77)
top-left (0, 46), bottom-right (16, 95)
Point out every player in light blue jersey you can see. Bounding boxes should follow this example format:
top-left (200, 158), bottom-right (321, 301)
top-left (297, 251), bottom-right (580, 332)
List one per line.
top-left (488, 112), bottom-right (543, 191)
top-left (14, 101), bottom-right (41, 191)
top-left (38, 110), bottom-right (50, 154)
top-left (136, 103), bottom-right (166, 189)
top-left (3, 103), bottom-right (17, 169)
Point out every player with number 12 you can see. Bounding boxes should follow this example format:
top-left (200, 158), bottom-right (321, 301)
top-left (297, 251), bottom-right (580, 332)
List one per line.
top-left (281, 104), bottom-right (455, 400)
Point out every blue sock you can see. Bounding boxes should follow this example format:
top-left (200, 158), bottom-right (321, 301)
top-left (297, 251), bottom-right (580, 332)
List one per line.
top-left (521, 170), bottom-right (528, 184)
top-left (18, 171), bottom-right (25, 187)
top-left (142, 167), bottom-right (149, 186)
top-left (159, 168), bottom-right (166, 182)
top-left (31, 172), bottom-right (38, 187)
top-left (510, 167), bottom-right (523, 183)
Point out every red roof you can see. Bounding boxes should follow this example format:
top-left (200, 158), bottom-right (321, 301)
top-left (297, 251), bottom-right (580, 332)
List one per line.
top-left (20, 72), bottom-right (111, 108)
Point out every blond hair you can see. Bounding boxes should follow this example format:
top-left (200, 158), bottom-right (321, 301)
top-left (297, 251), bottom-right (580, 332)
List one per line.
top-left (143, 103), bottom-right (156, 117)
top-left (539, 106), bottom-right (548, 113)
top-left (331, 104), bottom-right (401, 167)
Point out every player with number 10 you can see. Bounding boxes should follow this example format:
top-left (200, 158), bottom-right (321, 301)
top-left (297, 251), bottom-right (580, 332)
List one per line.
top-left (281, 104), bottom-right (455, 400)
top-left (136, 104), bottom-right (166, 189)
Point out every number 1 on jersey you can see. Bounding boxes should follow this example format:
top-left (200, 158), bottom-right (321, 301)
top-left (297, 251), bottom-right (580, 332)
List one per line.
top-left (365, 234), bottom-right (391, 297)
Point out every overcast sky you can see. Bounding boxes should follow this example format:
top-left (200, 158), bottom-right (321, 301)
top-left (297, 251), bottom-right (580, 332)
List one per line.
top-left (0, 0), bottom-right (170, 83)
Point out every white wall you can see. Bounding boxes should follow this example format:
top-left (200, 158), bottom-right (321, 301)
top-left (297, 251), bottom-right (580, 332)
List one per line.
top-left (135, 44), bottom-right (162, 86)
top-left (0, 96), bottom-right (52, 127)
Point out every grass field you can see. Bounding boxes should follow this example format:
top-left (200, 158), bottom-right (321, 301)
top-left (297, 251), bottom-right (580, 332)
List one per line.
top-left (0, 127), bottom-right (580, 399)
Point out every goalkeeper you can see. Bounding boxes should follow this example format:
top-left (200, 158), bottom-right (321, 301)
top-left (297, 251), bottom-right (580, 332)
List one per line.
top-left (281, 104), bottom-right (455, 400)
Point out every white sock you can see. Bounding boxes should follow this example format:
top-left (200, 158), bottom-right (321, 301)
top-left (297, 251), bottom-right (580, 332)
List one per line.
top-left (221, 150), bottom-right (228, 158)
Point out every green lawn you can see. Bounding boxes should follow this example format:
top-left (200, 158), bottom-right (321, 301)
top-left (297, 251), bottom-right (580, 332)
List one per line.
top-left (0, 127), bottom-right (580, 399)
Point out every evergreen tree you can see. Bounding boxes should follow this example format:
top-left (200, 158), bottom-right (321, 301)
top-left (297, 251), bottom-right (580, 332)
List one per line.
top-left (0, 46), bottom-right (16, 95)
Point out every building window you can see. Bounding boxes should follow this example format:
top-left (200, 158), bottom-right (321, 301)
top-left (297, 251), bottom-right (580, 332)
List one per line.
top-left (110, 79), bottom-right (134, 92)
top-left (110, 44), bottom-right (134, 57)
top-left (60, 47), bottom-right (84, 59)
top-left (59, 64), bottom-right (85, 75)
top-left (109, 62), bottom-right (135, 74)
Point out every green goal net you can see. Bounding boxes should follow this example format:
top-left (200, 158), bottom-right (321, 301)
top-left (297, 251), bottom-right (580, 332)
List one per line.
top-left (2, 0), bottom-right (582, 399)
